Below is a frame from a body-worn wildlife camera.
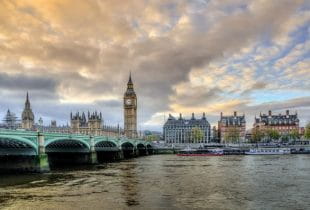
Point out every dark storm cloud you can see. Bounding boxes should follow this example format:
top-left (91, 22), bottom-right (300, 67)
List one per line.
top-left (0, 72), bottom-right (57, 91)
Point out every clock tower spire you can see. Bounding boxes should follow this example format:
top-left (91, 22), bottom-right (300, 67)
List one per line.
top-left (124, 72), bottom-right (137, 138)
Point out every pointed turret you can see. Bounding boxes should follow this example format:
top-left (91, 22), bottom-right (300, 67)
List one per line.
top-left (128, 71), bottom-right (133, 84)
top-left (25, 92), bottom-right (31, 109)
top-left (21, 92), bottom-right (34, 130)
top-left (126, 72), bottom-right (134, 91)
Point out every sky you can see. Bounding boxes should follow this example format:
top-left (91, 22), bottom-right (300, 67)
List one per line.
top-left (0, 0), bottom-right (309, 131)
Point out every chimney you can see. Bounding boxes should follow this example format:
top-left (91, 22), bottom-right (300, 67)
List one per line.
top-left (234, 111), bottom-right (237, 117)
top-left (286, 110), bottom-right (289, 115)
top-left (191, 113), bottom-right (195, 120)
top-left (268, 110), bottom-right (272, 116)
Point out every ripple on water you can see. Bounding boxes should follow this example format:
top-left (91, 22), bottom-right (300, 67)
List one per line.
top-left (1, 155), bottom-right (310, 210)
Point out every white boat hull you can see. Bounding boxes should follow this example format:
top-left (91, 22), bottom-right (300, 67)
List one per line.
top-left (245, 148), bottom-right (290, 155)
top-left (245, 152), bottom-right (287, 155)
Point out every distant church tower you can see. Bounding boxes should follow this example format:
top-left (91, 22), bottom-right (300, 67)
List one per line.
top-left (22, 92), bottom-right (34, 130)
top-left (124, 73), bottom-right (137, 138)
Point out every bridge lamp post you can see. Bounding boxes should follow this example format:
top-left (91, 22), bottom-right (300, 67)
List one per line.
top-left (38, 117), bottom-right (43, 133)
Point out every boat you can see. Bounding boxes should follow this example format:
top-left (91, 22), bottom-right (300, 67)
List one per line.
top-left (245, 148), bottom-right (291, 155)
top-left (177, 148), bottom-right (224, 156)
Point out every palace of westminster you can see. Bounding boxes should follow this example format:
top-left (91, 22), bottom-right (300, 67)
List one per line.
top-left (0, 74), bottom-right (138, 139)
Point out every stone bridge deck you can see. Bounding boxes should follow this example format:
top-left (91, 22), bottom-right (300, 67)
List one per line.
top-left (0, 129), bottom-right (154, 172)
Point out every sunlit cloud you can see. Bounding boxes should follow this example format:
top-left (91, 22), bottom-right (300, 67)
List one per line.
top-left (0, 0), bottom-right (309, 131)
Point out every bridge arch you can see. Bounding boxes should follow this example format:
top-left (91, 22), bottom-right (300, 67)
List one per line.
top-left (45, 137), bottom-right (90, 153)
top-left (94, 139), bottom-right (121, 162)
top-left (0, 135), bottom-right (38, 155)
top-left (136, 142), bottom-right (147, 156)
top-left (95, 139), bottom-right (119, 152)
top-left (146, 143), bottom-right (153, 154)
top-left (121, 141), bottom-right (135, 148)
top-left (121, 141), bottom-right (135, 158)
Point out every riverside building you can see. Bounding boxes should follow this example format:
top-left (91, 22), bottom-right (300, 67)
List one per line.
top-left (163, 113), bottom-right (211, 144)
top-left (253, 110), bottom-right (299, 135)
top-left (218, 111), bottom-right (246, 143)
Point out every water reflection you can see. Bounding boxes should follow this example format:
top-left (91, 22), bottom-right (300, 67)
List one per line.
top-left (120, 161), bottom-right (140, 206)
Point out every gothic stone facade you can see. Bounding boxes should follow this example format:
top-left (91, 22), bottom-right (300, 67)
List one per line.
top-left (218, 111), bottom-right (246, 143)
top-left (124, 74), bottom-right (138, 138)
top-left (70, 111), bottom-right (102, 135)
top-left (163, 113), bottom-right (211, 144)
top-left (253, 110), bottom-right (299, 135)
top-left (21, 92), bottom-right (34, 130)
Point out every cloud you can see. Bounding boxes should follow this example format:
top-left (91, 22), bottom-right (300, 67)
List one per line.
top-left (0, 72), bottom-right (57, 91)
top-left (0, 0), bottom-right (308, 131)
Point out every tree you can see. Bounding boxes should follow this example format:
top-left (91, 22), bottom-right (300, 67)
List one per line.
top-left (224, 127), bottom-right (239, 143)
top-left (289, 129), bottom-right (299, 141)
top-left (266, 129), bottom-right (280, 142)
top-left (145, 135), bottom-right (157, 142)
top-left (304, 122), bottom-right (310, 140)
top-left (281, 135), bottom-right (289, 143)
top-left (192, 126), bottom-right (204, 143)
top-left (251, 128), bottom-right (264, 143)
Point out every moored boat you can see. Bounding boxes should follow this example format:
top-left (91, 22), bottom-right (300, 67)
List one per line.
top-left (177, 148), bottom-right (224, 156)
top-left (245, 148), bottom-right (291, 155)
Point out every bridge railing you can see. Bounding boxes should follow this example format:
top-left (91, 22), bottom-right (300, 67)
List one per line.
top-left (0, 129), bottom-right (153, 151)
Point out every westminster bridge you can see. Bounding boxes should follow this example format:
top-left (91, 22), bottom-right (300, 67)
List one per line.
top-left (0, 129), bottom-right (154, 172)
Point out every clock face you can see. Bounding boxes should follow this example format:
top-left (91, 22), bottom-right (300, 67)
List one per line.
top-left (125, 99), bottom-right (132, 105)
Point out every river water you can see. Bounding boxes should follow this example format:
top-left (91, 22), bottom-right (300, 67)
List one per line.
top-left (0, 155), bottom-right (309, 210)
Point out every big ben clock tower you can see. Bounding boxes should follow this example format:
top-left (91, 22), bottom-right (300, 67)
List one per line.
top-left (124, 73), bottom-right (137, 138)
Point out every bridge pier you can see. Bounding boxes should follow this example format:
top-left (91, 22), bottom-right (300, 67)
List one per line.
top-left (89, 136), bottom-right (98, 164)
top-left (117, 150), bottom-right (124, 160)
top-left (35, 154), bottom-right (49, 172)
top-left (36, 133), bottom-right (50, 172)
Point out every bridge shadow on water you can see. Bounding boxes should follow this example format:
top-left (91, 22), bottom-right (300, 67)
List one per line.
top-left (0, 155), bottom-right (38, 174)
top-left (47, 152), bottom-right (93, 169)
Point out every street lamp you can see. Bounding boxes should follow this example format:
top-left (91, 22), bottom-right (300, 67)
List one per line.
top-left (38, 117), bottom-right (43, 132)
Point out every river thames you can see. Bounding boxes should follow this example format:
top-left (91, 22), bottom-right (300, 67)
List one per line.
top-left (1, 155), bottom-right (309, 210)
